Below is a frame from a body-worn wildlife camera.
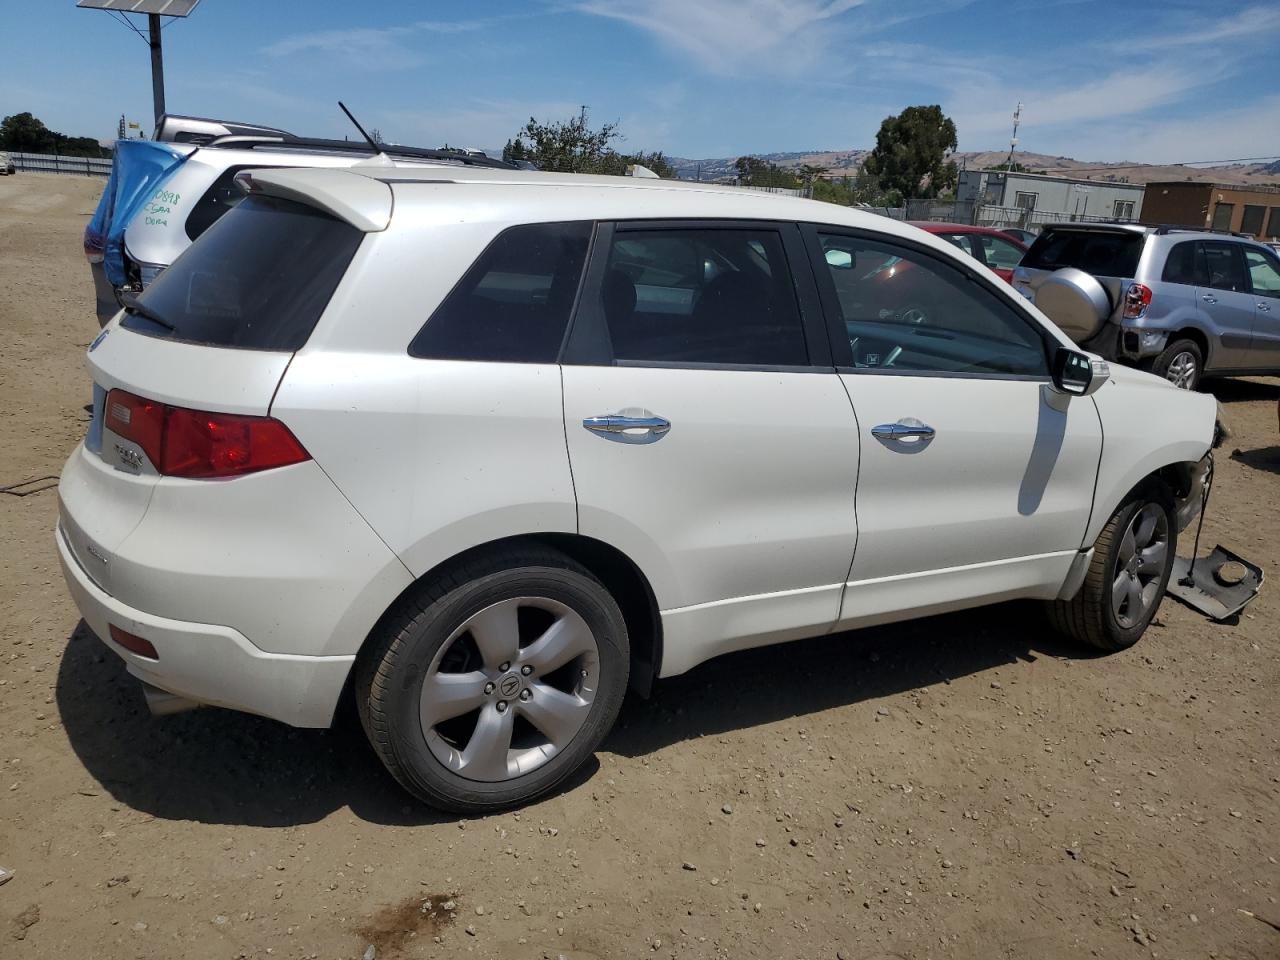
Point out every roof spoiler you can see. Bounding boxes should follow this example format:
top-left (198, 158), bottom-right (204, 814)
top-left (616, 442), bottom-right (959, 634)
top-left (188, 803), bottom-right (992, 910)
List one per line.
top-left (235, 168), bottom-right (393, 232)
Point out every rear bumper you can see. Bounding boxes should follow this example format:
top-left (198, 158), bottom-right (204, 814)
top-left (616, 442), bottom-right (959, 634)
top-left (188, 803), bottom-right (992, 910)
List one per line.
top-left (90, 261), bottom-right (120, 328)
top-left (57, 523), bottom-right (353, 728)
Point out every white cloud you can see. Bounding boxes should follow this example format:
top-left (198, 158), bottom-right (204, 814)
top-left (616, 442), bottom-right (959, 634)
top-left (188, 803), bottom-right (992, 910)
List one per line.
top-left (573, 0), bottom-right (867, 74)
top-left (379, 99), bottom-right (588, 152)
top-left (1123, 3), bottom-right (1280, 50)
top-left (262, 19), bottom-right (490, 69)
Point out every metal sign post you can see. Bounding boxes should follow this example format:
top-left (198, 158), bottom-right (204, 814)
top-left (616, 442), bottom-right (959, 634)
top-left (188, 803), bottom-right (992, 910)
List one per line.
top-left (76, 0), bottom-right (201, 131)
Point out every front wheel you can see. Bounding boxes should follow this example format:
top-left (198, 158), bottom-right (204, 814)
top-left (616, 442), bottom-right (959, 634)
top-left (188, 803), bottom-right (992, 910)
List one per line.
top-left (356, 546), bottom-right (629, 813)
top-left (1047, 487), bottom-right (1176, 652)
top-left (1149, 338), bottom-right (1202, 390)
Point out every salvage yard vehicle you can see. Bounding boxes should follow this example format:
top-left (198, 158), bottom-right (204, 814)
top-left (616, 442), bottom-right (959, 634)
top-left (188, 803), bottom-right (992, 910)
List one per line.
top-left (1013, 223), bottom-right (1280, 390)
top-left (58, 169), bottom-right (1217, 812)
top-left (0, 151), bottom-right (15, 176)
top-left (908, 221), bottom-right (1028, 283)
top-left (84, 114), bottom-right (522, 325)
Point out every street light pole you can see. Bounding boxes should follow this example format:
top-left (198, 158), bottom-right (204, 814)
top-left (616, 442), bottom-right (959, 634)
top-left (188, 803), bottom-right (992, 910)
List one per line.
top-left (148, 13), bottom-right (165, 126)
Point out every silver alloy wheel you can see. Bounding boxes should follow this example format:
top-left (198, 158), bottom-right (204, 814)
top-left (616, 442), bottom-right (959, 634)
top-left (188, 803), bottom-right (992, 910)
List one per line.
top-left (1165, 351), bottom-right (1198, 389)
top-left (1111, 503), bottom-right (1169, 629)
top-left (419, 596), bottom-right (600, 783)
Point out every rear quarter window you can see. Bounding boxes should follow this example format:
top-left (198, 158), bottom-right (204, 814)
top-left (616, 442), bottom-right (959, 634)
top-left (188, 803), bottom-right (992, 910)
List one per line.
top-left (122, 195), bottom-right (362, 351)
top-left (1022, 229), bottom-right (1143, 278)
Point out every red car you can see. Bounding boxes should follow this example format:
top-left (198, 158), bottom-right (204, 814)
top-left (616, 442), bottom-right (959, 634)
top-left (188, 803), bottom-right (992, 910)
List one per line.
top-left (908, 221), bottom-right (1028, 283)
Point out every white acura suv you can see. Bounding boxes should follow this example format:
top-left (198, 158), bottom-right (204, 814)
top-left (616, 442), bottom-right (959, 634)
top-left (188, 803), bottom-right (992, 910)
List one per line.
top-left (58, 166), bottom-right (1216, 812)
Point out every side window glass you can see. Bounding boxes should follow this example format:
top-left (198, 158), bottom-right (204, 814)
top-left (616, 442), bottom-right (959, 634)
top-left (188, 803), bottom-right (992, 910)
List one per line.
top-left (1161, 241), bottom-right (1206, 286)
top-left (409, 221), bottom-right (591, 363)
top-left (185, 164), bottom-right (254, 241)
top-left (601, 228), bottom-right (809, 366)
top-left (815, 232), bottom-right (1048, 377)
top-left (981, 235), bottom-right (1025, 270)
top-left (1244, 249), bottom-right (1280, 298)
top-left (938, 233), bottom-right (974, 256)
top-left (1202, 241), bottom-right (1247, 292)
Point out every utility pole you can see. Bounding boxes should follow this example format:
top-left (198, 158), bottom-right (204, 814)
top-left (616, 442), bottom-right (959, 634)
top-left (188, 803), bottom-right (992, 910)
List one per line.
top-left (148, 13), bottom-right (165, 126)
top-left (579, 104), bottom-right (587, 126)
top-left (1004, 102), bottom-right (1022, 170)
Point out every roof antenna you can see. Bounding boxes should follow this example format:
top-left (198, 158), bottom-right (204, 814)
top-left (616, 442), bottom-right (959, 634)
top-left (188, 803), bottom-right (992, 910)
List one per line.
top-left (339, 100), bottom-right (386, 155)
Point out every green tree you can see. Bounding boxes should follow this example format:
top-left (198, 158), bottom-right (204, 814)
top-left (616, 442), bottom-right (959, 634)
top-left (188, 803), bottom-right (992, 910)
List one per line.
top-left (863, 104), bottom-right (958, 199)
top-left (734, 156), bottom-right (800, 189)
top-left (503, 113), bottom-right (622, 173)
top-left (502, 113), bottom-right (674, 177)
top-left (0, 112), bottom-right (109, 157)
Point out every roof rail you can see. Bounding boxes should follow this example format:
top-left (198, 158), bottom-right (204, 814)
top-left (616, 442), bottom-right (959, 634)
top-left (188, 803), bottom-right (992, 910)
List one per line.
top-left (1151, 224), bottom-right (1254, 238)
top-left (202, 133), bottom-right (520, 169)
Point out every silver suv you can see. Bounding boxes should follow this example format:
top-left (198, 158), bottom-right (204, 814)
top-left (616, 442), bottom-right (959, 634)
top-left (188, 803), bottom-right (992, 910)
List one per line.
top-left (1014, 224), bottom-right (1280, 390)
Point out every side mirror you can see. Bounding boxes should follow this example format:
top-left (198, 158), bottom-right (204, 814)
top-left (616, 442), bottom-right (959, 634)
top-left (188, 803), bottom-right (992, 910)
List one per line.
top-left (1052, 347), bottom-right (1109, 397)
top-left (824, 247), bottom-right (855, 270)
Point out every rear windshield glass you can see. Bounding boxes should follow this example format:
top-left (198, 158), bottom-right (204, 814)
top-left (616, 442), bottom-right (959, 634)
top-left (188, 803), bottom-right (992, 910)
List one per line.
top-left (1021, 228), bottom-right (1143, 278)
top-left (123, 195), bottom-right (362, 351)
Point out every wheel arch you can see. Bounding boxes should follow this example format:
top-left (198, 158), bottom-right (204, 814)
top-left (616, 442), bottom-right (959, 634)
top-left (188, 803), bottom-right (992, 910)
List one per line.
top-left (1169, 326), bottom-right (1212, 370)
top-left (353, 533), bottom-right (663, 700)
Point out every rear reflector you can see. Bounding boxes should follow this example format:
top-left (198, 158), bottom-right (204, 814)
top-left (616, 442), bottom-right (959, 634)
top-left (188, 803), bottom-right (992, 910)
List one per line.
top-left (109, 624), bottom-right (159, 660)
top-left (104, 388), bottom-right (310, 479)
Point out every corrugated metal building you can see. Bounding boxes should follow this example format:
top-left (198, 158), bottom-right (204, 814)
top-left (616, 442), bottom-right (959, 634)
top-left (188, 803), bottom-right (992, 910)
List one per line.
top-left (957, 170), bottom-right (1146, 220)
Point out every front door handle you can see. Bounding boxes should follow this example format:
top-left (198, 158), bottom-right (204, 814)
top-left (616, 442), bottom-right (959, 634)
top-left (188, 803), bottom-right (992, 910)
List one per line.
top-left (1202, 294), bottom-right (1218, 304)
top-left (871, 421), bottom-right (936, 441)
top-left (583, 414), bottom-right (671, 444)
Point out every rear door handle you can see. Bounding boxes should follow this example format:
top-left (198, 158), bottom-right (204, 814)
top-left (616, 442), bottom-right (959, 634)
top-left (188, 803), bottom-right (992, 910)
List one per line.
top-left (583, 414), bottom-right (671, 443)
top-left (1202, 294), bottom-right (1218, 304)
top-left (1259, 302), bottom-right (1272, 312)
top-left (871, 421), bottom-right (936, 441)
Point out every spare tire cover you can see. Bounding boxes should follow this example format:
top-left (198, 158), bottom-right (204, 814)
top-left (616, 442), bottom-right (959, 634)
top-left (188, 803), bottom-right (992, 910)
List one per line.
top-left (1034, 267), bottom-right (1112, 342)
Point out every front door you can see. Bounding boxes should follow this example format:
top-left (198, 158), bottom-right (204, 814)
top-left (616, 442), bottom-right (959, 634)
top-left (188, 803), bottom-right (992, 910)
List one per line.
top-left (560, 221), bottom-right (861, 676)
top-left (803, 226), bottom-right (1103, 629)
top-left (1242, 245), bottom-right (1280, 368)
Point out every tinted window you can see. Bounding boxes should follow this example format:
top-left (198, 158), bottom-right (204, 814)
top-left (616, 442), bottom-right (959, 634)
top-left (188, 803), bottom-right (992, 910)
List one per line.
top-left (935, 232), bottom-right (975, 256)
top-left (1161, 241), bottom-right (1207, 285)
top-left (123, 195), bottom-right (361, 351)
top-left (1022, 228), bottom-right (1143, 278)
top-left (1244, 248), bottom-right (1280, 298)
top-left (599, 228), bottom-right (808, 366)
top-left (1241, 205), bottom-right (1266, 237)
top-left (1268, 208), bottom-right (1280, 241)
top-left (185, 165), bottom-right (252, 240)
top-left (816, 232), bottom-right (1048, 376)
top-left (1211, 203), bottom-right (1234, 231)
top-left (410, 222), bottom-right (591, 363)
top-left (979, 234), bottom-right (1026, 270)
top-left (1202, 241), bottom-right (1247, 292)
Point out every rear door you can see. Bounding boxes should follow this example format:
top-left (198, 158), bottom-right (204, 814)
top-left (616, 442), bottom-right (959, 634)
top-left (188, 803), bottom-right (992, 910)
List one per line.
top-left (804, 225), bottom-right (1102, 628)
top-left (1197, 241), bottom-right (1256, 370)
top-left (1243, 245), bottom-right (1280, 367)
top-left (560, 220), bottom-right (861, 676)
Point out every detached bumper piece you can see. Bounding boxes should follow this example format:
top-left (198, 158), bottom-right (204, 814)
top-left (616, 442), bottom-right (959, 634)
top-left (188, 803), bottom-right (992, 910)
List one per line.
top-left (1168, 545), bottom-right (1263, 621)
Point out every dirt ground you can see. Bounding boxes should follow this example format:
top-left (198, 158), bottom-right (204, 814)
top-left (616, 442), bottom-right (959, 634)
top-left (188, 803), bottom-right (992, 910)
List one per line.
top-left (0, 172), bottom-right (1277, 960)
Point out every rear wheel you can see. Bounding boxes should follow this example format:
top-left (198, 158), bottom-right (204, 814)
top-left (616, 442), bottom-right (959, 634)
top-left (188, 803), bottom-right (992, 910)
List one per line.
top-left (1047, 487), bottom-right (1176, 652)
top-left (1149, 338), bottom-right (1202, 390)
top-left (356, 546), bottom-right (629, 813)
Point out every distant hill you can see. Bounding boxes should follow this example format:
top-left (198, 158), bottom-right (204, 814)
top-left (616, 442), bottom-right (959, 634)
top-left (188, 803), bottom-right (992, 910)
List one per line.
top-left (668, 148), bottom-right (1280, 186)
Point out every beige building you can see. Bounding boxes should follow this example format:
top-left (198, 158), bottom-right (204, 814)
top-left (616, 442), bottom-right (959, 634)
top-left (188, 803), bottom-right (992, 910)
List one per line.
top-left (1141, 182), bottom-right (1280, 240)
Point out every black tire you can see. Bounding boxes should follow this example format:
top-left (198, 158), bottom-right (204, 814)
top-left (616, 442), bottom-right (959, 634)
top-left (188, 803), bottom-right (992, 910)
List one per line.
top-left (1149, 338), bottom-right (1203, 391)
top-left (1047, 485), bottom-right (1176, 652)
top-left (355, 546), bottom-right (629, 813)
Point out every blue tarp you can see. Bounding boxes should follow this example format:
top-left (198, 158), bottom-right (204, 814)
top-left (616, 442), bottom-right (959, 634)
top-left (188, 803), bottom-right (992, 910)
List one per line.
top-left (85, 140), bottom-right (189, 287)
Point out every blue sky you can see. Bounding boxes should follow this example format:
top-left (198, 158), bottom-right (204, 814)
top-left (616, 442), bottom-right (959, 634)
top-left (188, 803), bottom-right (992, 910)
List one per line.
top-left (3, 0), bottom-right (1278, 163)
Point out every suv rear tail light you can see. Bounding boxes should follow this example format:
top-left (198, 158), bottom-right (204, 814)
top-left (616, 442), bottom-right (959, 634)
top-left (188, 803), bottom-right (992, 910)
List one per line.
top-left (104, 388), bottom-right (310, 479)
top-left (84, 228), bottom-right (105, 264)
top-left (1123, 282), bottom-right (1152, 319)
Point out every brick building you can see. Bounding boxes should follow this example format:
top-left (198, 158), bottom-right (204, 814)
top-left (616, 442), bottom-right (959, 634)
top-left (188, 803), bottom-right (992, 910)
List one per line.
top-left (1141, 182), bottom-right (1280, 240)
